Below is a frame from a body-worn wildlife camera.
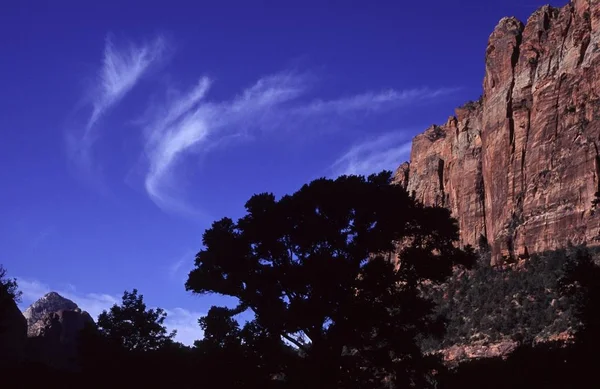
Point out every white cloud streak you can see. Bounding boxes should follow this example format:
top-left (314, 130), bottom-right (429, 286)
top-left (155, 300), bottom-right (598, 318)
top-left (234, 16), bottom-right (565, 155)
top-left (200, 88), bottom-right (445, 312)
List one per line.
top-left (169, 259), bottom-right (186, 279)
top-left (165, 249), bottom-right (197, 285)
top-left (89, 35), bottom-right (166, 130)
top-left (331, 131), bottom-right (413, 177)
top-left (17, 278), bottom-right (203, 346)
top-left (68, 34), bottom-right (166, 172)
top-left (63, 34), bottom-right (457, 217)
top-left (141, 70), bottom-right (455, 215)
top-left (143, 78), bottom-right (213, 214)
top-left (142, 72), bottom-right (311, 214)
top-left (299, 87), bottom-right (458, 116)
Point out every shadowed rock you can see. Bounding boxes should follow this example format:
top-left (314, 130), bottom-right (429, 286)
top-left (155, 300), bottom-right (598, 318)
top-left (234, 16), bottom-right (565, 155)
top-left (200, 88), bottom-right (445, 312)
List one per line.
top-left (23, 292), bottom-right (95, 371)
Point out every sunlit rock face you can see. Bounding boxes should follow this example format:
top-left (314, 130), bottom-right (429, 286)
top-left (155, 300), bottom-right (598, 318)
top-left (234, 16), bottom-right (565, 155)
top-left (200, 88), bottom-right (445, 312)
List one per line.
top-left (396, 0), bottom-right (600, 265)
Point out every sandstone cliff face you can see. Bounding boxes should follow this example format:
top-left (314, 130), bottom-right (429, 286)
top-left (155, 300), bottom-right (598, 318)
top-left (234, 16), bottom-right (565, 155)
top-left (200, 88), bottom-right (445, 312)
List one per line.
top-left (397, 0), bottom-right (600, 265)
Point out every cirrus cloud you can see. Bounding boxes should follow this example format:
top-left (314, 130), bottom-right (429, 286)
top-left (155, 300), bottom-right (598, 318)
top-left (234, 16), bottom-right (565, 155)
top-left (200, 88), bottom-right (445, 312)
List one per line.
top-left (140, 70), bottom-right (455, 216)
top-left (67, 34), bottom-right (167, 176)
top-left (331, 131), bottom-right (413, 177)
top-left (65, 34), bottom-right (459, 218)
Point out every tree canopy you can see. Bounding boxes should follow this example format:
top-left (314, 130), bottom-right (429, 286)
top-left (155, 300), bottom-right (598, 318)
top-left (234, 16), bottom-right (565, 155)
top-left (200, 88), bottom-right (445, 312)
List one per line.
top-left (186, 171), bottom-right (475, 388)
top-left (0, 265), bottom-right (21, 306)
top-left (97, 289), bottom-right (176, 352)
top-left (558, 245), bottom-right (600, 346)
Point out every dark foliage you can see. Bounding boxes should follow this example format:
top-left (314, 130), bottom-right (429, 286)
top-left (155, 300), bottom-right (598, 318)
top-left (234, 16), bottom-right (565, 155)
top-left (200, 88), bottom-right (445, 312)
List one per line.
top-left (75, 290), bottom-right (197, 388)
top-left (185, 171), bottom-right (475, 388)
top-left (0, 264), bottom-right (21, 306)
top-left (193, 306), bottom-right (295, 388)
top-left (438, 245), bottom-right (600, 389)
top-left (96, 289), bottom-right (177, 352)
top-left (0, 265), bottom-right (22, 337)
top-left (424, 248), bottom-right (577, 350)
top-left (5, 176), bottom-right (600, 389)
top-left (557, 245), bottom-right (600, 346)
top-left (77, 325), bottom-right (199, 388)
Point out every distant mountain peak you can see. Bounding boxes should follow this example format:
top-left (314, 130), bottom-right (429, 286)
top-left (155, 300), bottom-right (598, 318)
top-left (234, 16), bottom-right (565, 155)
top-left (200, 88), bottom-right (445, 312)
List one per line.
top-left (43, 291), bottom-right (63, 299)
top-left (22, 291), bottom-right (79, 326)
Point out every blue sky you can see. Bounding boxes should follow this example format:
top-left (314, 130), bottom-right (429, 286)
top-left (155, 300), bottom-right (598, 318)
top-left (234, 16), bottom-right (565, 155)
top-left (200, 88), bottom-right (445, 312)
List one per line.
top-left (0, 0), bottom-right (564, 345)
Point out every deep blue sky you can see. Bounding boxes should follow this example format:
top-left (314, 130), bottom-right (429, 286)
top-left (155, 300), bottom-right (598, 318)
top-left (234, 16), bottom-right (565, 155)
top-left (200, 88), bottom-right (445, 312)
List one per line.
top-left (0, 0), bottom-right (565, 344)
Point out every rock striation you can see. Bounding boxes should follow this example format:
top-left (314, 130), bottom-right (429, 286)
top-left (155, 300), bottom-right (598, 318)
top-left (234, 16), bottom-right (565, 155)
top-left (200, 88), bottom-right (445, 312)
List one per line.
top-left (396, 0), bottom-right (600, 265)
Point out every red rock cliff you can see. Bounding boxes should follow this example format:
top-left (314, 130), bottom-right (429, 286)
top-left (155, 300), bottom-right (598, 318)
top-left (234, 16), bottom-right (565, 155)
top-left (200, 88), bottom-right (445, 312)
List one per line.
top-left (397, 0), bottom-right (600, 265)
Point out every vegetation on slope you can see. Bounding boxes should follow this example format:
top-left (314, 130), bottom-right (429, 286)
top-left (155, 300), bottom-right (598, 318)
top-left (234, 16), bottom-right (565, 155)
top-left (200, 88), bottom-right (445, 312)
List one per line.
top-left (422, 245), bottom-right (600, 352)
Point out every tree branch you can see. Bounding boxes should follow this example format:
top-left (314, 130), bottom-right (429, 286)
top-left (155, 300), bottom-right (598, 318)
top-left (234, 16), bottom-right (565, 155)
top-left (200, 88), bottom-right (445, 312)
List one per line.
top-left (281, 333), bottom-right (309, 352)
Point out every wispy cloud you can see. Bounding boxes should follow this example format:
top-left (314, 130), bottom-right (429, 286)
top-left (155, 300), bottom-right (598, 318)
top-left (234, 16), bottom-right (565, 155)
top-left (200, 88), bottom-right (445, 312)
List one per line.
top-left (62, 34), bottom-right (457, 217)
top-left (140, 70), bottom-right (454, 216)
top-left (298, 87), bottom-right (458, 116)
top-left (169, 259), bottom-right (185, 278)
top-left (67, 34), bottom-right (166, 173)
top-left (331, 131), bottom-right (413, 177)
top-left (141, 72), bottom-right (310, 214)
top-left (167, 249), bottom-right (196, 281)
top-left (17, 278), bottom-right (203, 346)
top-left (90, 35), bottom-right (166, 130)
top-left (143, 77), bottom-right (214, 215)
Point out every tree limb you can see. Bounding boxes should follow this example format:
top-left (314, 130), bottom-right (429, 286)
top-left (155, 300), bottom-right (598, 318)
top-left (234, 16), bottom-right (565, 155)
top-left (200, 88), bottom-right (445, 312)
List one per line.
top-left (281, 333), bottom-right (309, 352)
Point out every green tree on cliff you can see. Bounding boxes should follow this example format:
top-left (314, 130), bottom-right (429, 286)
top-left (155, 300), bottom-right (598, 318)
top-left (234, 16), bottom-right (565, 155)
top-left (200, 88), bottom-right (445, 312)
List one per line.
top-left (186, 171), bottom-right (475, 388)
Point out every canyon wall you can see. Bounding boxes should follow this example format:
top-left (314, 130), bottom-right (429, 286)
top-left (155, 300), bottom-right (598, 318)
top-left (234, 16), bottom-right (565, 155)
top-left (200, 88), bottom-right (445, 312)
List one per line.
top-left (396, 0), bottom-right (600, 265)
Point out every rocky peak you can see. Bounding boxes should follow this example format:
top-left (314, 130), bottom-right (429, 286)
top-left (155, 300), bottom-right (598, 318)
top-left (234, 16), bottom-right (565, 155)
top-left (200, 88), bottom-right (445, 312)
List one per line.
top-left (23, 292), bottom-right (78, 328)
top-left (23, 292), bottom-right (95, 371)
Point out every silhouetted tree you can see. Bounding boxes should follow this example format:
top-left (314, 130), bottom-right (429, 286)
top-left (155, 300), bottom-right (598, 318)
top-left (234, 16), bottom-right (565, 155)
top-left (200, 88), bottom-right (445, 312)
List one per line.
top-left (0, 265), bottom-right (22, 341)
top-left (97, 289), bottom-right (176, 352)
top-left (186, 171), bottom-right (475, 388)
top-left (193, 305), bottom-right (291, 388)
top-left (0, 265), bottom-right (21, 306)
top-left (79, 318), bottom-right (198, 389)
